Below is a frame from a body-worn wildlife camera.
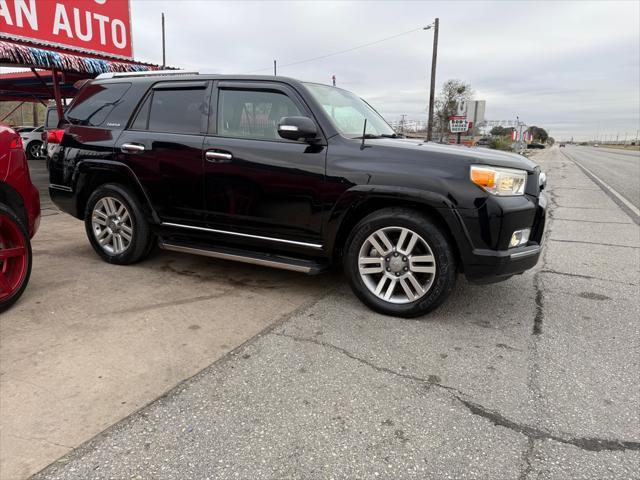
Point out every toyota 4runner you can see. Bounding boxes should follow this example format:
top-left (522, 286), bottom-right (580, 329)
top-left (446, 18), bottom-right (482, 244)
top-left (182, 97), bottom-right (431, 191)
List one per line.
top-left (49, 71), bottom-right (546, 317)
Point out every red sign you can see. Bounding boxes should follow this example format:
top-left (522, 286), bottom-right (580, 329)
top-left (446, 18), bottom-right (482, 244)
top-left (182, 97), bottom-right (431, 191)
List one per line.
top-left (0, 0), bottom-right (133, 59)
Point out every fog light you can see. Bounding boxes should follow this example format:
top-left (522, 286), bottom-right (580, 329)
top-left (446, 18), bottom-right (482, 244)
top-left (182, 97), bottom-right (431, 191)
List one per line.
top-left (509, 228), bottom-right (530, 248)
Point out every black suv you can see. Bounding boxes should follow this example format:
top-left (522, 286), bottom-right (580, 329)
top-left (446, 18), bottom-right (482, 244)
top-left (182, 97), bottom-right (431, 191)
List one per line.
top-left (49, 71), bottom-right (546, 317)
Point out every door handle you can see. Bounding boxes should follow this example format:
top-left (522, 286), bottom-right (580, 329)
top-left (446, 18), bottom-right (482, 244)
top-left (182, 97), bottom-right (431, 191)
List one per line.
top-left (121, 143), bottom-right (145, 153)
top-left (206, 151), bottom-right (233, 163)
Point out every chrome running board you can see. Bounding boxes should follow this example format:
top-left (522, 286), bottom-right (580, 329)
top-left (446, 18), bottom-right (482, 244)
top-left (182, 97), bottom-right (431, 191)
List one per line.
top-left (158, 241), bottom-right (327, 275)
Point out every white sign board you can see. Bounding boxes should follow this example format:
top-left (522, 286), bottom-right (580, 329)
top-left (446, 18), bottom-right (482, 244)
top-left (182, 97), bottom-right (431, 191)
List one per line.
top-left (449, 118), bottom-right (469, 133)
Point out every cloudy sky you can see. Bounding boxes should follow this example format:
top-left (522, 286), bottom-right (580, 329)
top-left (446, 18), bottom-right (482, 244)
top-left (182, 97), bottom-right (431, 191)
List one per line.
top-left (133, 1), bottom-right (635, 140)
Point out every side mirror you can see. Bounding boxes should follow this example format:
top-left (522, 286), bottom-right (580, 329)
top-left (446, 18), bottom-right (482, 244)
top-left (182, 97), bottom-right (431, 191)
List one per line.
top-left (277, 116), bottom-right (318, 141)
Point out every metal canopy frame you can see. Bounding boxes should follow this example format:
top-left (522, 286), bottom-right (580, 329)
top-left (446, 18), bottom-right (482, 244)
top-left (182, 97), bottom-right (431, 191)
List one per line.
top-left (0, 37), bottom-right (163, 120)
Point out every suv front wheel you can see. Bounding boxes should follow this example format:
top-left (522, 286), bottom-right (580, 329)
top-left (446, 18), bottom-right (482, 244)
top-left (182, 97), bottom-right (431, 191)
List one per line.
top-left (344, 208), bottom-right (457, 318)
top-left (85, 184), bottom-right (153, 265)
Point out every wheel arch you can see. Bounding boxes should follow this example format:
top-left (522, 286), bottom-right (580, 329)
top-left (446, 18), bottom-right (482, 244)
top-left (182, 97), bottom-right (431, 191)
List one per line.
top-left (75, 161), bottom-right (160, 223)
top-left (0, 182), bottom-right (27, 229)
top-left (327, 187), bottom-right (470, 271)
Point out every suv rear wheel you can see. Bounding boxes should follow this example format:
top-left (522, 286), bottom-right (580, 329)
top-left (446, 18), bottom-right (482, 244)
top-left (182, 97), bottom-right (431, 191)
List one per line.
top-left (85, 184), bottom-right (153, 265)
top-left (344, 208), bottom-right (457, 317)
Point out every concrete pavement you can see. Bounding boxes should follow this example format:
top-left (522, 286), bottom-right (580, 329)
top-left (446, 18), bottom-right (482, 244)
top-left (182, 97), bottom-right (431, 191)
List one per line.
top-left (0, 174), bottom-right (336, 479)
top-left (31, 147), bottom-right (640, 480)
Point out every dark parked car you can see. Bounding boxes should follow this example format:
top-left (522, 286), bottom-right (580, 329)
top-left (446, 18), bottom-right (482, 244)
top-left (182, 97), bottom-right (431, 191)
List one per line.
top-left (559, 143), bottom-right (566, 148)
top-left (527, 143), bottom-right (546, 149)
top-left (48, 72), bottom-right (546, 317)
top-left (0, 124), bottom-right (41, 312)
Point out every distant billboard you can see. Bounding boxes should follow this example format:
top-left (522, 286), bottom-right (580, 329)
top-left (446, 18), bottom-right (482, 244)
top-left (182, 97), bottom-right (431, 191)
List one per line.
top-left (458, 100), bottom-right (486, 127)
top-left (0, 0), bottom-right (133, 60)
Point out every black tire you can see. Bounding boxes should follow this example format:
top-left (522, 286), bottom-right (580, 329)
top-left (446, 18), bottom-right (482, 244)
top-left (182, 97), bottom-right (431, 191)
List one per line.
top-left (343, 208), bottom-right (457, 318)
top-left (25, 141), bottom-right (42, 160)
top-left (0, 203), bottom-right (32, 313)
top-left (84, 183), bottom-right (153, 265)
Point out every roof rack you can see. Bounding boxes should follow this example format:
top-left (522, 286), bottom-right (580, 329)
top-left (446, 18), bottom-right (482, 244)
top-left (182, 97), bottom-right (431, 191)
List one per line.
top-left (95, 70), bottom-right (199, 80)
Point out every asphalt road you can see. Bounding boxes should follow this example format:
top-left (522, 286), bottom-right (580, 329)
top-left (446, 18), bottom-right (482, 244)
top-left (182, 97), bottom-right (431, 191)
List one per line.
top-left (560, 146), bottom-right (640, 211)
top-left (29, 148), bottom-right (640, 480)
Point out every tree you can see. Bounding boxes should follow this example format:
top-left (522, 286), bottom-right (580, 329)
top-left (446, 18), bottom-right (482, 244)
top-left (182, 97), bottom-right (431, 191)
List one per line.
top-left (490, 126), bottom-right (515, 137)
top-left (490, 126), bottom-right (505, 136)
top-left (434, 79), bottom-right (473, 139)
top-left (527, 126), bottom-right (548, 143)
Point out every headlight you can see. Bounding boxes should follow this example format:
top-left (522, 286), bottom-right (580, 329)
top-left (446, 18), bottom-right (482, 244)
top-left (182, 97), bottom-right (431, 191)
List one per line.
top-left (470, 165), bottom-right (527, 196)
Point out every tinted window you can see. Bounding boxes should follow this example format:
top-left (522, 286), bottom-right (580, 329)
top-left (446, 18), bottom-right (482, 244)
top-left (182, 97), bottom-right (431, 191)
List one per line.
top-left (130, 94), bottom-right (152, 131)
top-left (148, 89), bottom-right (205, 134)
top-left (218, 89), bottom-right (302, 140)
top-left (66, 83), bottom-right (131, 126)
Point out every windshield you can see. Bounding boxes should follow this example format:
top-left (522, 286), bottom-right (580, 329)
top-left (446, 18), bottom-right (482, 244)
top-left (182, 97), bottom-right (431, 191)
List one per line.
top-left (304, 83), bottom-right (396, 138)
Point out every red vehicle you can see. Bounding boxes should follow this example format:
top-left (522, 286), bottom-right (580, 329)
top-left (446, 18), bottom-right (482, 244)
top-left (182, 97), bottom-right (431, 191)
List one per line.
top-left (0, 125), bottom-right (40, 312)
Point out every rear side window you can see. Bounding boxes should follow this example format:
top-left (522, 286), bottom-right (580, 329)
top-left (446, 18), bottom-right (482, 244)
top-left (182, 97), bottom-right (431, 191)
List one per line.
top-left (66, 83), bottom-right (131, 126)
top-left (146, 88), bottom-right (206, 134)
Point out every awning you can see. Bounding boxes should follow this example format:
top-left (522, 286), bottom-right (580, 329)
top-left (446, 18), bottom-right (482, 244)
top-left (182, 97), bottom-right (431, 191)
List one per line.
top-left (0, 38), bottom-right (164, 106)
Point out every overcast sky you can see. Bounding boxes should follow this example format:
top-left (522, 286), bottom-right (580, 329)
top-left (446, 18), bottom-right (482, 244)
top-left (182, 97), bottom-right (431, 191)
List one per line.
top-left (132, 1), bottom-right (634, 140)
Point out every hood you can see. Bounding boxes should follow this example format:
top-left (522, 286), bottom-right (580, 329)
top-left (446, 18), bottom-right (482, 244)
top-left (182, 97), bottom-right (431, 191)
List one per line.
top-left (366, 138), bottom-right (538, 172)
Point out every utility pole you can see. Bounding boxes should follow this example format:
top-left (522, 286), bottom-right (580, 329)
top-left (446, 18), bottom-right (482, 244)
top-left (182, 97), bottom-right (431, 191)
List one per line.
top-left (426, 18), bottom-right (439, 142)
top-left (400, 114), bottom-right (406, 134)
top-left (161, 13), bottom-right (166, 68)
top-left (274, 60), bottom-right (277, 76)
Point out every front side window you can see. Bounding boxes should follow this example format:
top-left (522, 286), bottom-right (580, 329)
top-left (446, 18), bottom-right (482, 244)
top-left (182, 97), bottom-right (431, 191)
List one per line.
top-left (304, 83), bottom-right (395, 138)
top-left (147, 88), bottom-right (206, 134)
top-left (218, 89), bottom-right (302, 140)
top-left (66, 83), bottom-right (131, 126)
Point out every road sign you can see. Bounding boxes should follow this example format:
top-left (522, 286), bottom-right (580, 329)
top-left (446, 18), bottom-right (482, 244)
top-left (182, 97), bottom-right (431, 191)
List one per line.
top-left (0, 0), bottom-right (133, 59)
top-left (449, 117), bottom-right (469, 133)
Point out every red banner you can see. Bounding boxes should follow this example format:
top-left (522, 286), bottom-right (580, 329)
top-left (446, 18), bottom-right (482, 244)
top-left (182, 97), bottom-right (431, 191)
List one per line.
top-left (0, 0), bottom-right (133, 59)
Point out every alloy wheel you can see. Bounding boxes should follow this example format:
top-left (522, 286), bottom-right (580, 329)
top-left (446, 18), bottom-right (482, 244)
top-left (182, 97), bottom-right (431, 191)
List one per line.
top-left (358, 226), bottom-right (437, 304)
top-left (91, 197), bottom-right (134, 255)
top-left (0, 214), bottom-right (29, 302)
top-left (28, 142), bottom-right (41, 159)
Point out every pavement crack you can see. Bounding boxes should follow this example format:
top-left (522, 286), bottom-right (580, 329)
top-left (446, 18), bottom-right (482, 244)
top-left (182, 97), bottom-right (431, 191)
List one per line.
top-left (549, 217), bottom-right (632, 225)
top-left (549, 238), bottom-right (639, 249)
top-left (6, 433), bottom-right (74, 450)
top-left (273, 331), bottom-right (462, 395)
top-left (540, 269), bottom-right (637, 286)
top-left (518, 438), bottom-right (535, 480)
top-left (457, 397), bottom-right (640, 452)
top-left (105, 290), bottom-right (233, 316)
top-left (532, 272), bottom-right (544, 335)
top-left (273, 332), bottom-right (640, 453)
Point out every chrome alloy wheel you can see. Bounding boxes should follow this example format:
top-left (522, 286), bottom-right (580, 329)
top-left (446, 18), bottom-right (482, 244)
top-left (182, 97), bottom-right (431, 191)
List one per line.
top-left (358, 226), bottom-right (437, 304)
top-left (91, 197), bottom-right (133, 255)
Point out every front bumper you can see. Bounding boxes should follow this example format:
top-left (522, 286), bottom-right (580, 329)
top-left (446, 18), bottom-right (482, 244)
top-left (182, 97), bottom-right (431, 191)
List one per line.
top-left (464, 244), bottom-right (542, 284)
top-left (457, 192), bottom-right (547, 283)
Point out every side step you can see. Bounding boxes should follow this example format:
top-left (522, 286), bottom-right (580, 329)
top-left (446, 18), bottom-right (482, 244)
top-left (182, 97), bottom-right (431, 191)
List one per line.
top-left (158, 241), bottom-right (329, 275)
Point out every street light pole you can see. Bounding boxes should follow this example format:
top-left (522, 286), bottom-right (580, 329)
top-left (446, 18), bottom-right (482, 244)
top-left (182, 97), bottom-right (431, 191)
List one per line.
top-left (161, 13), bottom-right (166, 68)
top-left (426, 18), bottom-right (439, 142)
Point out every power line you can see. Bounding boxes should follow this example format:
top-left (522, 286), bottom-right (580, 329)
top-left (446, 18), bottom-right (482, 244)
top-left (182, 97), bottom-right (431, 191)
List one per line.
top-left (243, 26), bottom-right (425, 74)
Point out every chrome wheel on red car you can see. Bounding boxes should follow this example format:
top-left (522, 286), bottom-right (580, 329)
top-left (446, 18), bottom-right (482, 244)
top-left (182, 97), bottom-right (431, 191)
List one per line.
top-left (0, 206), bottom-right (32, 312)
